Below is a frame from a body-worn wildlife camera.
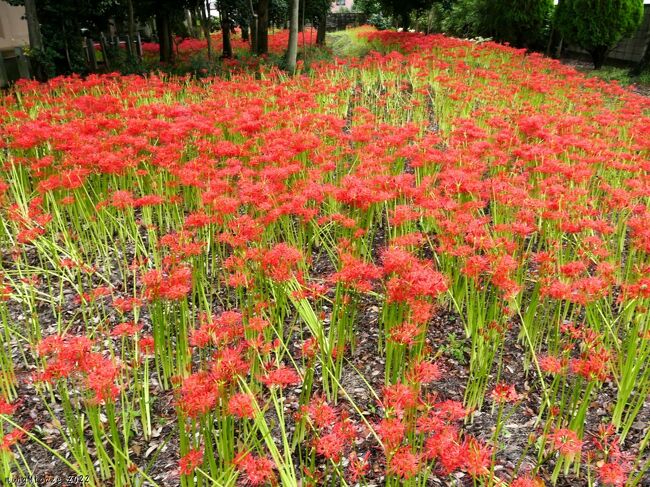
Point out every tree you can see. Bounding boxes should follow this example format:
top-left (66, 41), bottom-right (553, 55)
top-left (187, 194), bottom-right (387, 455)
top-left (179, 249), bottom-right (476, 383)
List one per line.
top-left (257, 0), bottom-right (269, 53)
top-left (555, 0), bottom-right (644, 69)
top-left (442, 0), bottom-right (551, 48)
top-left (23, 0), bottom-right (48, 80)
top-left (285, 0), bottom-right (299, 72)
top-left (301, 0), bottom-right (329, 45)
top-left (8, 0), bottom-right (123, 75)
top-left (480, 0), bottom-right (552, 48)
top-left (353, 0), bottom-right (382, 16)
top-left (379, 0), bottom-right (426, 29)
top-left (135, 0), bottom-right (201, 63)
top-left (215, 0), bottom-right (234, 58)
top-left (196, 0), bottom-right (213, 60)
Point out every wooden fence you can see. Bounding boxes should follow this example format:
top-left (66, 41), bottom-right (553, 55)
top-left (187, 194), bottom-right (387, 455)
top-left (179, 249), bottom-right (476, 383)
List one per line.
top-left (326, 13), bottom-right (367, 32)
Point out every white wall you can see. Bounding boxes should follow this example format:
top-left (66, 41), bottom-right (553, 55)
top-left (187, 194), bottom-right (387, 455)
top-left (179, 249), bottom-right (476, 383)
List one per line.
top-left (0, 1), bottom-right (29, 51)
top-left (331, 0), bottom-right (355, 13)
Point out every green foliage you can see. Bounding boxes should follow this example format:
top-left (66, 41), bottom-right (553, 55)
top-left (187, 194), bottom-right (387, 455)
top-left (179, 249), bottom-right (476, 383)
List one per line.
top-left (445, 333), bottom-right (469, 365)
top-left (555, 0), bottom-right (644, 68)
top-left (353, 0), bottom-right (382, 16)
top-left (442, 0), bottom-right (482, 37)
top-left (328, 30), bottom-right (372, 56)
top-left (412, 4), bottom-right (448, 33)
top-left (481, 0), bottom-right (553, 48)
top-left (443, 0), bottom-right (552, 48)
top-left (378, 0), bottom-right (432, 28)
top-left (23, 46), bottom-right (58, 79)
top-left (7, 0), bottom-right (124, 75)
top-left (369, 13), bottom-right (391, 30)
top-left (269, 0), bottom-right (289, 25)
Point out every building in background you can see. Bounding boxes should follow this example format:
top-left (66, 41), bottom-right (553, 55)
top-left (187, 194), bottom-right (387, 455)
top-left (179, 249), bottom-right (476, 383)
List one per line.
top-left (331, 0), bottom-right (354, 13)
top-left (0, 1), bottom-right (29, 51)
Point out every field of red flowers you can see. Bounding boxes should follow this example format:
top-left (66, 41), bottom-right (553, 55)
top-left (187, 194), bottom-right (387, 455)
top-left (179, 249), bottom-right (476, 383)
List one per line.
top-left (0, 28), bottom-right (649, 487)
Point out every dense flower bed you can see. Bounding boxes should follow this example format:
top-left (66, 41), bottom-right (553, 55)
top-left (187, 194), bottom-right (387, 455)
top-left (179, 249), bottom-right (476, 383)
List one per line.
top-left (141, 28), bottom-right (319, 60)
top-left (0, 29), bottom-right (649, 487)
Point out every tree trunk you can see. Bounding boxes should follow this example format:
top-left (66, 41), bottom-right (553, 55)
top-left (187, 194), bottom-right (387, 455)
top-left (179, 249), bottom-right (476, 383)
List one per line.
top-left (221, 10), bottom-right (233, 58)
top-left (24, 0), bottom-right (43, 50)
top-left (156, 11), bottom-right (174, 63)
top-left (250, 15), bottom-right (258, 52)
top-left (24, 0), bottom-right (46, 80)
top-left (185, 10), bottom-right (195, 38)
top-left (590, 46), bottom-right (608, 70)
top-left (286, 0), bottom-right (299, 73)
top-left (316, 11), bottom-right (326, 46)
top-left (257, 0), bottom-right (269, 55)
top-left (127, 0), bottom-right (137, 58)
top-left (199, 0), bottom-right (212, 60)
top-left (400, 12), bottom-right (410, 31)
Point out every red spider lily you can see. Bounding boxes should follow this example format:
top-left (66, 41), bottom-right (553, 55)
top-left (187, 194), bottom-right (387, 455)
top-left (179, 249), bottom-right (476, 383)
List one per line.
top-left (385, 258), bottom-right (448, 303)
top-left (381, 383), bottom-right (419, 414)
top-left (347, 451), bottom-right (370, 483)
top-left (570, 348), bottom-right (611, 382)
top-left (160, 231), bottom-right (205, 260)
top-left (219, 215), bottom-right (263, 248)
top-left (539, 355), bottom-right (567, 375)
top-left (234, 452), bottom-right (276, 486)
top-left (331, 251), bottom-right (382, 293)
top-left (1, 428), bottom-right (27, 453)
top-left (211, 345), bottom-right (251, 383)
top-left (510, 475), bottom-right (545, 487)
top-left (388, 321), bottom-right (422, 346)
top-left (259, 366), bottom-right (301, 389)
top-left (433, 434), bottom-right (466, 475)
top-left (0, 397), bottom-right (17, 415)
top-left (406, 360), bottom-right (441, 384)
top-left (111, 321), bottom-right (142, 337)
top-left (179, 448), bottom-right (203, 475)
top-left (139, 335), bottom-right (155, 355)
top-left (112, 296), bottom-right (144, 313)
top-left (377, 417), bottom-right (406, 452)
top-left (260, 243), bottom-right (304, 282)
top-left (387, 446), bottom-right (420, 479)
top-left (300, 337), bottom-right (319, 360)
top-left (434, 400), bottom-right (468, 422)
top-left (598, 462), bottom-right (628, 486)
top-left (246, 316), bottom-right (271, 333)
top-left (315, 430), bottom-right (346, 462)
top-left (301, 396), bottom-right (337, 430)
top-left (490, 383), bottom-right (521, 404)
top-left (85, 359), bottom-right (120, 405)
top-left (464, 437), bottom-right (492, 478)
top-left (35, 335), bottom-right (121, 404)
top-left (141, 266), bottom-right (193, 301)
top-left (546, 428), bottom-right (583, 457)
top-left (177, 371), bottom-right (218, 418)
top-left (228, 392), bottom-right (256, 419)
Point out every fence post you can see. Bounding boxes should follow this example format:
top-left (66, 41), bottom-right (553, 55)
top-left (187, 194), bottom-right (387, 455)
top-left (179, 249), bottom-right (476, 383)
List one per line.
top-left (86, 37), bottom-right (98, 71)
top-left (125, 35), bottom-right (134, 57)
top-left (100, 33), bottom-right (111, 69)
top-left (14, 47), bottom-right (31, 80)
top-left (0, 54), bottom-right (8, 88)
top-left (136, 32), bottom-right (143, 58)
